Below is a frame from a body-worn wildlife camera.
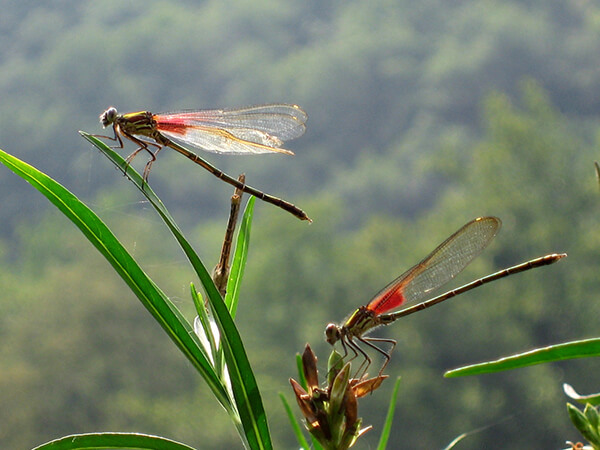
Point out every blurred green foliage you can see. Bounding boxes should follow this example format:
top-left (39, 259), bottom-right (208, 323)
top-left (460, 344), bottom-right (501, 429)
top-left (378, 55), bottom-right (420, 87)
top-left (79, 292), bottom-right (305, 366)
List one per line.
top-left (1, 1), bottom-right (600, 448)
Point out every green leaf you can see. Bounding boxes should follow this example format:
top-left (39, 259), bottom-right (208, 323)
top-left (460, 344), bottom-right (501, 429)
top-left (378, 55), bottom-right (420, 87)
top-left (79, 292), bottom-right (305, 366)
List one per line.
top-left (327, 349), bottom-right (345, 386)
top-left (445, 338), bottom-right (600, 377)
top-left (279, 393), bottom-right (312, 450)
top-left (32, 432), bottom-right (196, 450)
top-left (80, 133), bottom-right (208, 283)
top-left (585, 404), bottom-right (600, 434)
top-left (3, 141), bottom-right (272, 449)
top-left (567, 403), bottom-right (599, 446)
top-left (81, 133), bottom-right (272, 449)
top-left (225, 197), bottom-right (256, 318)
top-left (329, 363), bottom-right (351, 445)
top-left (225, 196), bottom-right (255, 316)
top-left (295, 352), bottom-right (308, 391)
top-left (206, 279), bottom-right (272, 449)
top-left (0, 147), bottom-right (228, 409)
top-left (377, 377), bottom-right (401, 450)
top-left (190, 283), bottom-right (221, 372)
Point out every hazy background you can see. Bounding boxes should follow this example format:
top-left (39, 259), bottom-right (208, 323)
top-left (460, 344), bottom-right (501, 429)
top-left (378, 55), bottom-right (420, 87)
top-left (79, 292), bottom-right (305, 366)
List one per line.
top-left (1, 1), bottom-right (600, 448)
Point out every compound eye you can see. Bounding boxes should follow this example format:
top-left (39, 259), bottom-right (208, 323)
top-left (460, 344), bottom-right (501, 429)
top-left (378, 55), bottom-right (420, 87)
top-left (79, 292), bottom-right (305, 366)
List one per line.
top-left (99, 106), bottom-right (118, 127)
top-left (325, 323), bottom-right (341, 345)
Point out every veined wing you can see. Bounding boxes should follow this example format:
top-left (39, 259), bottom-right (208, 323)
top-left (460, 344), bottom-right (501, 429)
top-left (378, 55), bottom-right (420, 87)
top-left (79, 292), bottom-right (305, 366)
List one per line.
top-left (366, 217), bottom-right (501, 315)
top-left (155, 104), bottom-right (307, 155)
top-left (158, 124), bottom-right (294, 155)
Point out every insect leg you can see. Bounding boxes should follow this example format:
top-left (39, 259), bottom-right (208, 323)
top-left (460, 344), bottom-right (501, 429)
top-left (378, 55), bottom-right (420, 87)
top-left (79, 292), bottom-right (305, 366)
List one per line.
top-left (357, 336), bottom-right (397, 376)
top-left (346, 336), bottom-right (373, 379)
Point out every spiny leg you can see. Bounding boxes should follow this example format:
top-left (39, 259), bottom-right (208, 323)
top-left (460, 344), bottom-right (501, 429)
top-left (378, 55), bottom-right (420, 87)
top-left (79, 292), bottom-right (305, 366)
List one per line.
top-left (119, 132), bottom-right (162, 183)
top-left (90, 124), bottom-right (124, 148)
top-left (341, 338), bottom-right (358, 364)
top-left (93, 126), bottom-right (159, 182)
top-left (346, 337), bottom-right (374, 380)
top-left (327, 337), bottom-right (357, 380)
top-left (141, 145), bottom-right (164, 182)
top-left (359, 336), bottom-right (397, 377)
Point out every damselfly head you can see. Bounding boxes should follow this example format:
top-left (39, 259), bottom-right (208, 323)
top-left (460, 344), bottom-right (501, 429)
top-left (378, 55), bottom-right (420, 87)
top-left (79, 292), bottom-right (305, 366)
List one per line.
top-left (325, 323), bottom-right (341, 345)
top-left (100, 107), bottom-right (118, 127)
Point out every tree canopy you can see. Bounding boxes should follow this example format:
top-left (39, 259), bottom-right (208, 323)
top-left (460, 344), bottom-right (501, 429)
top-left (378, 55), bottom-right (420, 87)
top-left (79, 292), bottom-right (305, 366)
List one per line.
top-left (1, 1), bottom-right (600, 448)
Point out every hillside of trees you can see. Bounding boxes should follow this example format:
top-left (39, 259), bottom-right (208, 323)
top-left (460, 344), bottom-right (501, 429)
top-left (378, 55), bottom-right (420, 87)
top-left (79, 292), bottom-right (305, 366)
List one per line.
top-left (1, 1), bottom-right (600, 448)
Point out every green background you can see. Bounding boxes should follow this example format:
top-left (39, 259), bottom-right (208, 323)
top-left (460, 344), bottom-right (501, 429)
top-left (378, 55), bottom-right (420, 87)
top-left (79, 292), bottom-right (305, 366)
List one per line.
top-left (1, 1), bottom-right (599, 448)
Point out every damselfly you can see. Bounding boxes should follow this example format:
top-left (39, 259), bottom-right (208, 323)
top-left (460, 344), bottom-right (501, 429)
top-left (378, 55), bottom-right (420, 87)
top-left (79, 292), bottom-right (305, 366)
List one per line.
top-left (97, 104), bottom-right (310, 221)
top-left (325, 217), bottom-right (566, 376)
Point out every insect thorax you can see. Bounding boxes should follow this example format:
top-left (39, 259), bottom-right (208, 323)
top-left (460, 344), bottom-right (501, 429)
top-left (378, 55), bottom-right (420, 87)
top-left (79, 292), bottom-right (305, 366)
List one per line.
top-left (118, 111), bottom-right (157, 138)
top-left (343, 306), bottom-right (380, 338)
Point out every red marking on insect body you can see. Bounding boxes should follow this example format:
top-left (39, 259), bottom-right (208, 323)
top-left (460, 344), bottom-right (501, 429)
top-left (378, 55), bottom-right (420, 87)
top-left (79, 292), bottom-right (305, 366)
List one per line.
top-left (367, 288), bottom-right (406, 315)
top-left (155, 116), bottom-right (189, 135)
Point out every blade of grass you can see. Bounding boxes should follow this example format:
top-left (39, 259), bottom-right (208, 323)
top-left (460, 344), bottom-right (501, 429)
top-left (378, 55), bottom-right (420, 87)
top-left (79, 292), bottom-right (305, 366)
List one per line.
top-left (295, 353), bottom-right (308, 391)
top-left (225, 196), bottom-right (255, 316)
top-left (279, 393), bottom-right (313, 450)
top-left (191, 284), bottom-right (220, 369)
top-left (376, 377), bottom-right (401, 450)
top-left (0, 148), bottom-right (231, 414)
top-left (32, 432), bottom-right (197, 450)
top-left (206, 280), bottom-right (272, 450)
top-left (80, 133), bottom-right (205, 279)
top-left (445, 338), bottom-right (600, 377)
top-left (212, 197), bottom-right (256, 376)
top-left (81, 134), bottom-right (272, 450)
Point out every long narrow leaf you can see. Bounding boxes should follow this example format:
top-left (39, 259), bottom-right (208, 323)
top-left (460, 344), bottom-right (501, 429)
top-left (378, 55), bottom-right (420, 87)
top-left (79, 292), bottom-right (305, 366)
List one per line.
top-left (295, 353), bottom-right (308, 391)
top-left (80, 133), bottom-right (207, 280)
top-left (32, 432), bottom-right (196, 450)
top-left (279, 393), bottom-right (312, 450)
top-left (445, 338), bottom-right (600, 377)
top-left (0, 148), bottom-right (230, 410)
top-left (377, 377), bottom-right (401, 450)
top-left (207, 281), bottom-right (272, 450)
top-left (213, 197), bottom-right (256, 376)
top-left (225, 196), bottom-right (255, 316)
top-left (191, 284), bottom-right (220, 369)
top-left (81, 134), bottom-right (272, 449)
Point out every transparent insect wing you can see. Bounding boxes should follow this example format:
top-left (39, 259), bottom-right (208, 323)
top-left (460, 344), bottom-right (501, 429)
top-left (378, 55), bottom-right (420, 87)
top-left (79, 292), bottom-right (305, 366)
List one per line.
top-left (155, 104), bottom-right (307, 154)
top-left (367, 217), bottom-right (501, 314)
